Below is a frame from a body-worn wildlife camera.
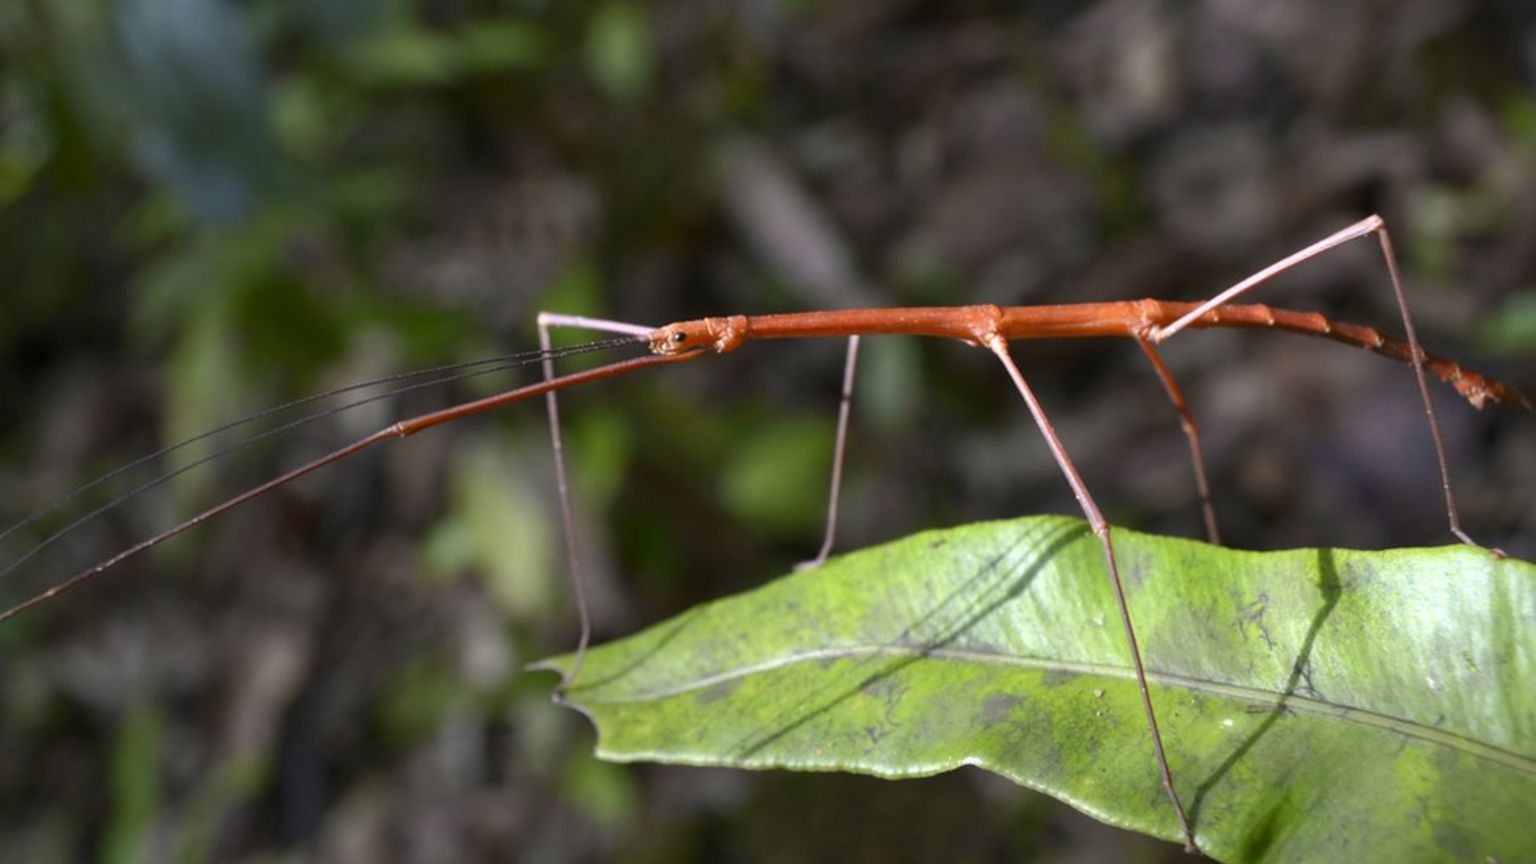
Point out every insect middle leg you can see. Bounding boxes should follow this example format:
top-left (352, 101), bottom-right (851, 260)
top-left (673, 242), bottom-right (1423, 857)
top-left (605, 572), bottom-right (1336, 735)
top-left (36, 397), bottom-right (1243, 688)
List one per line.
top-left (799, 335), bottom-right (861, 570)
top-left (987, 334), bottom-right (1199, 853)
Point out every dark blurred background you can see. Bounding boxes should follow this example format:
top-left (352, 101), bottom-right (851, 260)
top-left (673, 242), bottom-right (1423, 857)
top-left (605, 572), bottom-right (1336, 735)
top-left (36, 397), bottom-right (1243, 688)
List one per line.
top-left (1, 1), bottom-right (1534, 861)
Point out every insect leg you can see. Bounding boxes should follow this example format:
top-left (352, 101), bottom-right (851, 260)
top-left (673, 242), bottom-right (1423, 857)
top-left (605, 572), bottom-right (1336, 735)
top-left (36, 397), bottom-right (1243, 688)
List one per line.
top-left (1150, 215), bottom-right (1487, 551)
top-left (987, 335), bottom-right (1198, 853)
top-left (799, 335), bottom-right (860, 570)
top-left (1136, 338), bottom-right (1220, 545)
top-left (536, 312), bottom-right (655, 697)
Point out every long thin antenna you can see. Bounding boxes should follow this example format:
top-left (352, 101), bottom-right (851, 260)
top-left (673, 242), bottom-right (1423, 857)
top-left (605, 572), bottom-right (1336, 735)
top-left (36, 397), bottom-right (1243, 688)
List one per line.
top-left (0, 336), bottom-right (636, 551)
top-left (0, 339), bottom-right (686, 623)
top-left (0, 337), bottom-right (639, 588)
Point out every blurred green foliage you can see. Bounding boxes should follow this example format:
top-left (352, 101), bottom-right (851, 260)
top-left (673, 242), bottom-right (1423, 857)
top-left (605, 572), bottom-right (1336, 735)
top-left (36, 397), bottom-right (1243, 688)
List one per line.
top-left (584, 2), bottom-right (651, 103)
top-left (719, 413), bottom-right (833, 536)
top-left (1485, 291), bottom-right (1536, 353)
top-left (105, 700), bottom-right (161, 864)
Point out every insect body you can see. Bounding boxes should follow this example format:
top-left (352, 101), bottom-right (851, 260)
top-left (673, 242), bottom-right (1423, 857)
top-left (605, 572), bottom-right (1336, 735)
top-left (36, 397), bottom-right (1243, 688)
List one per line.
top-left (3, 215), bottom-right (1527, 854)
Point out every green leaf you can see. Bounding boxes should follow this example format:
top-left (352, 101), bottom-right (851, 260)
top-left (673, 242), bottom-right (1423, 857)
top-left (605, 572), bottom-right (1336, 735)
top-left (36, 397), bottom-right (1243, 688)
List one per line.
top-left (1484, 290), bottom-right (1536, 354)
top-left (459, 19), bottom-right (550, 72)
top-left (538, 516), bottom-right (1536, 862)
top-left (718, 415), bottom-right (834, 536)
top-left (104, 700), bottom-right (162, 864)
top-left (585, 2), bottom-right (651, 103)
top-left (348, 26), bottom-right (458, 86)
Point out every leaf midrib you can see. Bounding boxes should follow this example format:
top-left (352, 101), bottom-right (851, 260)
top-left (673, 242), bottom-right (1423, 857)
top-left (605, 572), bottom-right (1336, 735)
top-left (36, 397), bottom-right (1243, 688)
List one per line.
top-left (571, 642), bottom-right (1536, 775)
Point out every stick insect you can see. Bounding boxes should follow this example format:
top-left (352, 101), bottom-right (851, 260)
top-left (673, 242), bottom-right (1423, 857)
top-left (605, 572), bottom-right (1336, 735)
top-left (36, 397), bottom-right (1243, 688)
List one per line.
top-left (0, 214), bottom-right (1527, 854)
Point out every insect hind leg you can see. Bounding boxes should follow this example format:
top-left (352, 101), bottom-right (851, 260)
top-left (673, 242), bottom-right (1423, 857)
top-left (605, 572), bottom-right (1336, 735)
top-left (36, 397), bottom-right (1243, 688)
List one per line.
top-left (1135, 338), bottom-right (1220, 545)
top-left (1149, 215), bottom-right (1494, 554)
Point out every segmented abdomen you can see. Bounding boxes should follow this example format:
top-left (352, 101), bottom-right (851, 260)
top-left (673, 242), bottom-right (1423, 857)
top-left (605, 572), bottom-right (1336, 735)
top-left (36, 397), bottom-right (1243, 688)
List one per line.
top-left (1150, 300), bottom-right (1529, 411)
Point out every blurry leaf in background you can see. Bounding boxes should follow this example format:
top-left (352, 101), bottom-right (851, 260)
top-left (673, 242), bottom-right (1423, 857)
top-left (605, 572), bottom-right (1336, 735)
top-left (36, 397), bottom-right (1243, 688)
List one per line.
top-left (568, 406), bottom-right (635, 510)
top-left (175, 754), bottom-right (268, 864)
top-left (287, 0), bottom-right (391, 48)
top-left (718, 415), bottom-right (834, 537)
top-left (116, 0), bottom-right (287, 225)
top-left (381, 652), bottom-right (470, 745)
top-left (857, 336), bottom-right (924, 437)
top-left (138, 217), bottom-right (349, 496)
top-left (343, 290), bottom-right (481, 366)
top-left (161, 292), bottom-right (245, 508)
top-left (1405, 186), bottom-right (1461, 283)
top-left (20, 0), bottom-right (129, 174)
top-left (562, 748), bottom-right (639, 833)
top-left (104, 700), bottom-right (162, 864)
top-left (539, 259), bottom-right (609, 338)
top-left (132, 231), bottom-right (234, 343)
top-left (338, 4), bottom-right (550, 87)
top-left (0, 74), bottom-right (49, 208)
top-left (1484, 291), bottom-right (1536, 354)
top-left (437, 433), bottom-right (558, 621)
top-left (227, 266), bottom-right (349, 388)
top-left (585, 2), bottom-right (651, 103)
top-left (510, 682), bottom-right (570, 773)
top-left (271, 76), bottom-right (342, 161)
top-left (1404, 183), bottom-right (1512, 284)
top-left (458, 17), bottom-right (552, 74)
top-left (346, 18), bottom-right (460, 87)
top-left (1503, 90), bottom-right (1536, 156)
top-left (423, 510), bottom-right (475, 580)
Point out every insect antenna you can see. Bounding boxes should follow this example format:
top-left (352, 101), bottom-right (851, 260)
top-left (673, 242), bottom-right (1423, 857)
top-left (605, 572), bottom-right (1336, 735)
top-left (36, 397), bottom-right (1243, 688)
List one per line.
top-left (0, 335), bottom-right (644, 594)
